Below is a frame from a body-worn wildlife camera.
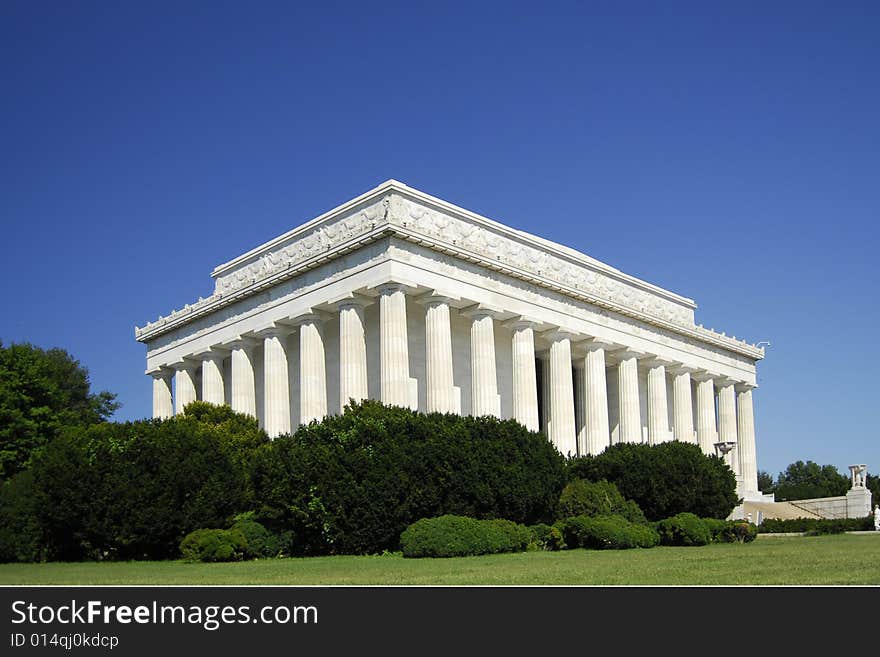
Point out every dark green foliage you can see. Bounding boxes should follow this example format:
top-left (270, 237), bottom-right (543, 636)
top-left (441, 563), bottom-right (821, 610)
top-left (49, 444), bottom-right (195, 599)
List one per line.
top-left (567, 442), bottom-right (738, 521)
top-left (0, 471), bottom-right (42, 562)
top-left (229, 515), bottom-right (282, 559)
top-left (772, 461), bottom-right (849, 501)
top-left (866, 474), bottom-right (879, 508)
top-left (724, 521), bottom-right (758, 543)
top-left (399, 515), bottom-right (531, 558)
top-left (757, 470), bottom-right (775, 494)
top-left (179, 528), bottom-right (247, 562)
top-left (655, 512), bottom-right (711, 546)
top-left (251, 400), bottom-right (566, 555)
top-left (556, 514), bottom-right (660, 550)
top-left (758, 517), bottom-right (872, 534)
top-left (27, 403), bottom-right (268, 560)
top-left (527, 523), bottom-right (565, 551)
top-left (557, 479), bottom-right (646, 524)
top-left (0, 341), bottom-right (119, 480)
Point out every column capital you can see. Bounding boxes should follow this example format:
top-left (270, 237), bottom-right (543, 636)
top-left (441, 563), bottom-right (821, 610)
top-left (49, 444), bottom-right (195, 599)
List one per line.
top-left (608, 348), bottom-right (647, 363)
top-left (691, 370), bottom-right (719, 383)
top-left (461, 303), bottom-right (505, 320)
top-left (146, 366), bottom-right (173, 379)
top-left (374, 280), bottom-right (419, 296)
top-left (190, 348), bottom-right (226, 364)
top-left (579, 338), bottom-right (619, 353)
top-left (222, 335), bottom-right (262, 352)
top-left (503, 316), bottom-right (545, 331)
top-left (415, 290), bottom-right (460, 307)
top-left (325, 292), bottom-right (375, 311)
top-left (168, 357), bottom-right (200, 372)
top-left (714, 376), bottom-right (737, 389)
top-left (284, 310), bottom-right (334, 327)
top-left (540, 327), bottom-right (580, 343)
top-left (735, 381), bottom-right (758, 393)
top-left (251, 323), bottom-right (295, 339)
top-left (667, 363), bottom-right (699, 376)
top-left (642, 356), bottom-right (677, 369)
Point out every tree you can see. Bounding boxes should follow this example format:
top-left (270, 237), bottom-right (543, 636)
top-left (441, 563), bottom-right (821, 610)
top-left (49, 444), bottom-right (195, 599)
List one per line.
top-left (757, 470), bottom-right (775, 493)
top-left (566, 442), bottom-right (739, 521)
top-left (26, 402), bottom-right (268, 561)
top-left (773, 460), bottom-right (849, 501)
top-left (0, 341), bottom-right (118, 480)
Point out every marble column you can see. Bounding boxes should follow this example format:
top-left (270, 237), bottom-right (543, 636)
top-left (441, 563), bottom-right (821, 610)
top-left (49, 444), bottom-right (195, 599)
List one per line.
top-left (669, 365), bottom-right (696, 443)
top-left (717, 379), bottom-right (739, 478)
top-left (151, 369), bottom-right (173, 419)
top-left (338, 299), bottom-right (369, 411)
top-left (548, 331), bottom-right (577, 456)
top-left (299, 315), bottom-right (327, 425)
top-left (540, 357), bottom-right (551, 435)
top-left (379, 284), bottom-right (414, 409)
top-left (200, 353), bottom-right (225, 406)
top-left (646, 359), bottom-right (671, 445)
top-left (230, 340), bottom-right (257, 418)
top-left (736, 383), bottom-right (759, 493)
top-left (617, 351), bottom-right (643, 444)
top-left (582, 341), bottom-right (611, 455)
top-left (263, 328), bottom-right (291, 437)
top-left (468, 309), bottom-right (500, 417)
top-left (693, 372), bottom-right (717, 455)
top-left (174, 364), bottom-right (198, 416)
top-left (423, 295), bottom-right (457, 414)
top-left (508, 320), bottom-right (539, 432)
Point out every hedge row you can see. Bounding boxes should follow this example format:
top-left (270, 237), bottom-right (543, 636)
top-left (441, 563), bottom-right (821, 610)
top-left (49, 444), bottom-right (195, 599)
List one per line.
top-left (399, 515), bottom-right (531, 558)
top-left (557, 514), bottom-right (660, 550)
top-left (757, 517), bottom-right (873, 535)
top-left (656, 513), bottom-right (757, 546)
top-left (179, 517), bottom-right (284, 562)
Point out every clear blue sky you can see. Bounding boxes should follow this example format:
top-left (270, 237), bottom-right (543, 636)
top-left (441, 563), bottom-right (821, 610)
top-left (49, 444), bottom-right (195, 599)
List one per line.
top-left (1, 1), bottom-right (877, 480)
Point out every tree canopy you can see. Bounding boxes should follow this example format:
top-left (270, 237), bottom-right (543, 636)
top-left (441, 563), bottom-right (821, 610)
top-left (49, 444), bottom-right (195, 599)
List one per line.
top-left (772, 460), bottom-right (849, 501)
top-left (0, 341), bottom-right (119, 480)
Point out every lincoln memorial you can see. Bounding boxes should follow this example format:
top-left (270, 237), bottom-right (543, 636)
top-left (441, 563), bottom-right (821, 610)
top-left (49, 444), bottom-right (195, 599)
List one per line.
top-left (136, 180), bottom-right (765, 499)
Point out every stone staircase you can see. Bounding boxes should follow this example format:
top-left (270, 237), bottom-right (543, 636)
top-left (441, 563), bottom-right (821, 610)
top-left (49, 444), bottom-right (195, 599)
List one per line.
top-left (743, 500), bottom-right (824, 521)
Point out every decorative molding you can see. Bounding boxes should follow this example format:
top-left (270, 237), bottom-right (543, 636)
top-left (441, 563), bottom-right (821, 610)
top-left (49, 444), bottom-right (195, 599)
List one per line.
top-left (135, 181), bottom-right (765, 361)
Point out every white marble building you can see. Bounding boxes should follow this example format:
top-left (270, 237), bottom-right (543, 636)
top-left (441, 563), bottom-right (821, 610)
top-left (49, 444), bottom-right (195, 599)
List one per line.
top-left (136, 180), bottom-right (765, 498)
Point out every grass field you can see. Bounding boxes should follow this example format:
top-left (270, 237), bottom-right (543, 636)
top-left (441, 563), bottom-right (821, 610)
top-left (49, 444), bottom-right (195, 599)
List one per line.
top-left (2, 534), bottom-right (878, 586)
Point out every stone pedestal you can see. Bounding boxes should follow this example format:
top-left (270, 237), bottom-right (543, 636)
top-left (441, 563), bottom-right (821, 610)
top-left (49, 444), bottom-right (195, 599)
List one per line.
top-left (846, 487), bottom-right (871, 519)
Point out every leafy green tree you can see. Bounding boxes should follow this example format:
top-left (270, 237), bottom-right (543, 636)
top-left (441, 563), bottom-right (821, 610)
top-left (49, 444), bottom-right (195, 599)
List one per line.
top-left (757, 470), bottom-right (775, 493)
top-left (27, 402), bottom-right (268, 561)
top-left (251, 400), bottom-right (566, 555)
top-left (773, 461), bottom-right (849, 501)
top-left (0, 341), bottom-right (118, 480)
top-left (866, 474), bottom-right (879, 508)
top-left (567, 441), bottom-right (738, 521)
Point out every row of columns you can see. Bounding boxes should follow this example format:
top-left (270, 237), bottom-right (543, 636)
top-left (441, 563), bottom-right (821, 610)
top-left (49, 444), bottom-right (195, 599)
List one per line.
top-left (150, 284), bottom-right (758, 491)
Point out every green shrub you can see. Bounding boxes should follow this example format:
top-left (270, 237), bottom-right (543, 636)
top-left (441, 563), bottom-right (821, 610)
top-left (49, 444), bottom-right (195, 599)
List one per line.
top-left (230, 516), bottom-right (282, 558)
top-left (557, 514), bottom-right (660, 550)
top-left (179, 528), bottom-right (247, 562)
top-left (656, 512), bottom-right (711, 546)
top-left (726, 521), bottom-right (758, 543)
top-left (527, 523), bottom-right (565, 551)
top-left (567, 442), bottom-right (738, 521)
top-left (399, 515), bottom-right (531, 558)
top-left (27, 403), bottom-right (268, 561)
top-left (0, 471), bottom-right (42, 563)
top-left (557, 479), bottom-right (646, 523)
top-left (253, 400), bottom-right (566, 555)
top-left (758, 517), bottom-right (872, 535)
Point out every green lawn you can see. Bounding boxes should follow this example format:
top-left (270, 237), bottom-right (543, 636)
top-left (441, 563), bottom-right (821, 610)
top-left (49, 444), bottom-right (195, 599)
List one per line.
top-left (2, 534), bottom-right (879, 586)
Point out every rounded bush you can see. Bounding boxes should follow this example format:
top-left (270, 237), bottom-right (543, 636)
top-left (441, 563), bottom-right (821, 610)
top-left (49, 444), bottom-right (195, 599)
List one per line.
top-left (527, 523), bottom-right (565, 551)
top-left (557, 479), bottom-right (646, 523)
top-left (567, 442), bottom-right (738, 521)
top-left (656, 512), bottom-right (711, 546)
top-left (179, 528), bottom-right (247, 562)
top-left (230, 518), bottom-right (281, 558)
top-left (399, 515), bottom-right (531, 558)
top-left (557, 514), bottom-right (659, 550)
